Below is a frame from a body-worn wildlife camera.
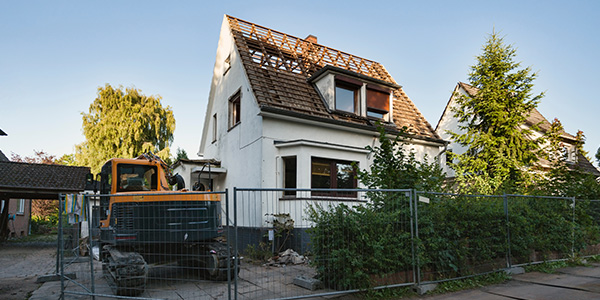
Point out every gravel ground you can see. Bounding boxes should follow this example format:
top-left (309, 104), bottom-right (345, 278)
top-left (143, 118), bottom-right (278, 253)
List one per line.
top-left (0, 241), bottom-right (57, 300)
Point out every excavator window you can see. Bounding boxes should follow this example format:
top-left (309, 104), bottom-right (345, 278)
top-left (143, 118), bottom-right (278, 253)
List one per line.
top-left (116, 164), bottom-right (158, 192)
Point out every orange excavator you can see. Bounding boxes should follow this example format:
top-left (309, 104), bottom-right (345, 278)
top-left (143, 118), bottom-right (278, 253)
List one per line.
top-left (97, 153), bottom-right (236, 296)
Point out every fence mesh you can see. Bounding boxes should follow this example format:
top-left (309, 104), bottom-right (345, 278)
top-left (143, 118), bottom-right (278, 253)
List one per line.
top-left (57, 190), bottom-right (600, 299)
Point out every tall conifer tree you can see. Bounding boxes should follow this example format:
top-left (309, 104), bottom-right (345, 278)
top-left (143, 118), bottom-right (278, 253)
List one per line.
top-left (449, 32), bottom-right (544, 194)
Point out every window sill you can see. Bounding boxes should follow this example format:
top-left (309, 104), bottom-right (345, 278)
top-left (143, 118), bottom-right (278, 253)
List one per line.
top-left (227, 122), bottom-right (240, 132)
top-left (279, 196), bottom-right (366, 202)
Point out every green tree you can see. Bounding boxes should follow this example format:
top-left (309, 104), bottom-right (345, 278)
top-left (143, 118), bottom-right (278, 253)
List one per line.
top-left (175, 147), bottom-right (189, 161)
top-left (596, 146), bottom-right (600, 167)
top-left (448, 32), bottom-right (543, 194)
top-left (76, 84), bottom-right (175, 173)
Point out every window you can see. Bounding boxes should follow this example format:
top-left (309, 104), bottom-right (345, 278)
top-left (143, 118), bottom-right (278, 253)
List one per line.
top-left (366, 87), bottom-right (390, 119)
top-left (229, 91), bottom-right (241, 128)
top-left (335, 81), bottom-right (359, 113)
top-left (311, 157), bottom-right (357, 197)
top-left (223, 54), bottom-right (231, 75)
top-left (116, 164), bottom-right (158, 192)
top-left (16, 199), bottom-right (25, 215)
top-left (212, 113), bottom-right (217, 143)
top-left (283, 156), bottom-right (297, 196)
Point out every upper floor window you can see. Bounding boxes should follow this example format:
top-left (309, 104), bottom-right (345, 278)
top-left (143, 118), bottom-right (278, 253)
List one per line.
top-left (212, 113), bottom-right (218, 143)
top-left (335, 81), bottom-right (359, 114)
top-left (229, 90), bottom-right (241, 129)
top-left (366, 87), bottom-right (390, 119)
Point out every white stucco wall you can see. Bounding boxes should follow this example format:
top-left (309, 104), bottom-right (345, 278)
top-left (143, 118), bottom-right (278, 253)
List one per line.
top-left (199, 16), bottom-right (445, 227)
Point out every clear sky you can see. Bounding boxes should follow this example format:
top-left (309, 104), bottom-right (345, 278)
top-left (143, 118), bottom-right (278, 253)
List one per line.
top-left (1, 0), bottom-right (599, 167)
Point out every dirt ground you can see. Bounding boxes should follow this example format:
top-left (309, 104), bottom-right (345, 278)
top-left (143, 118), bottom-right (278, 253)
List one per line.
top-left (0, 242), bottom-right (57, 300)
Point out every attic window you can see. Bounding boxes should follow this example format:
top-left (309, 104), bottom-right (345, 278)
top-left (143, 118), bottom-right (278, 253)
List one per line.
top-left (223, 55), bottom-right (231, 75)
top-left (366, 87), bottom-right (390, 119)
top-left (335, 81), bottom-right (359, 113)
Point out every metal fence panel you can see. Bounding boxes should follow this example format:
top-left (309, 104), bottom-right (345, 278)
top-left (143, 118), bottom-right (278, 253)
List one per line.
top-left (59, 191), bottom-right (234, 299)
top-left (414, 192), bottom-right (507, 283)
top-left (233, 188), bottom-right (415, 299)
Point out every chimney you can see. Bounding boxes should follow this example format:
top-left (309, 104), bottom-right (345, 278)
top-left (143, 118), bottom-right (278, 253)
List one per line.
top-left (305, 35), bottom-right (317, 44)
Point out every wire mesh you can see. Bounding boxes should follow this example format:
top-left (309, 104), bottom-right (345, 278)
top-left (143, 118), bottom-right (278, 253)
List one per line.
top-left (233, 188), bottom-right (415, 299)
top-left (414, 192), bottom-right (507, 283)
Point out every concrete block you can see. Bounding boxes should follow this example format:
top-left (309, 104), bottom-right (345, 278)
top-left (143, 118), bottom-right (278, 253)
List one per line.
top-left (293, 276), bottom-right (322, 291)
top-left (505, 267), bottom-right (525, 275)
top-left (414, 283), bottom-right (437, 295)
top-left (36, 273), bottom-right (77, 283)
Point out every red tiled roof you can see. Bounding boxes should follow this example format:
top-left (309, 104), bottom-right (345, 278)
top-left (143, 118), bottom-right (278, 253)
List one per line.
top-left (227, 15), bottom-right (441, 141)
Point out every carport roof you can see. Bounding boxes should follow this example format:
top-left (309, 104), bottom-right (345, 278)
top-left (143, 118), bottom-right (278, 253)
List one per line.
top-left (0, 161), bottom-right (90, 199)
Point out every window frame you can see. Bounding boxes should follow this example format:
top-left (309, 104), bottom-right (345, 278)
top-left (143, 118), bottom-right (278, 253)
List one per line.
top-left (16, 199), bottom-right (25, 215)
top-left (212, 113), bottom-right (218, 143)
top-left (229, 90), bottom-right (241, 129)
top-left (311, 157), bottom-right (358, 197)
top-left (334, 80), bottom-right (360, 114)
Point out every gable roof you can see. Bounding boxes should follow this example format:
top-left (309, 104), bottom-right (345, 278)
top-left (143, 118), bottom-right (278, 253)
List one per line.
top-left (455, 82), bottom-right (575, 140)
top-left (226, 15), bottom-right (441, 142)
top-left (0, 161), bottom-right (90, 199)
top-left (441, 82), bottom-right (598, 176)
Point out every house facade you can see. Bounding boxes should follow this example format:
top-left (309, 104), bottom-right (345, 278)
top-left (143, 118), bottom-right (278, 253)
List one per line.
top-left (194, 16), bottom-right (446, 227)
top-left (436, 82), bottom-right (600, 178)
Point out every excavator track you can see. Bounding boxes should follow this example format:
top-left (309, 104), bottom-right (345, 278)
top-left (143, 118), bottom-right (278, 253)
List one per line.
top-left (102, 245), bottom-right (148, 296)
top-left (205, 241), bottom-right (238, 281)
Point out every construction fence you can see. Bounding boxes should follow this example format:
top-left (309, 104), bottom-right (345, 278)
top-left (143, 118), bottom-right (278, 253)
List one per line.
top-left (56, 189), bottom-right (600, 299)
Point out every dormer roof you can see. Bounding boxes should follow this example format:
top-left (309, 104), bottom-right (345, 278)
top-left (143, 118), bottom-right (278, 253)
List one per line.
top-left (226, 15), bottom-right (441, 141)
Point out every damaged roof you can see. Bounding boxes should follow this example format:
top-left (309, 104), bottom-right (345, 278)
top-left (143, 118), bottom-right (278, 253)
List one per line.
top-left (226, 15), bottom-right (441, 141)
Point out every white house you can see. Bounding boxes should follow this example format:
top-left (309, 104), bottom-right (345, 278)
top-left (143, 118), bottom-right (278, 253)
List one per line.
top-left (188, 15), bottom-right (447, 230)
top-left (436, 82), bottom-right (599, 178)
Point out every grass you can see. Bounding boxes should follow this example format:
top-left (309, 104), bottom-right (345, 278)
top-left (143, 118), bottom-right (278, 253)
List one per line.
top-left (524, 258), bottom-right (587, 274)
top-left (432, 271), bottom-right (511, 294)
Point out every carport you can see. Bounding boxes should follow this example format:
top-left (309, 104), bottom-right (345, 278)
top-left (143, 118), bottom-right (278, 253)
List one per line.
top-left (0, 160), bottom-right (90, 239)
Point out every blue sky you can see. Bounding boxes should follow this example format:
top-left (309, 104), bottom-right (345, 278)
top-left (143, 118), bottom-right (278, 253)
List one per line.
top-left (1, 0), bottom-right (599, 166)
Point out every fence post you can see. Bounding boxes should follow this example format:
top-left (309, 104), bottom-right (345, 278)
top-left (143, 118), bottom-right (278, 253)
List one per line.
top-left (233, 188), bottom-right (238, 300)
top-left (413, 189), bottom-right (421, 286)
top-left (572, 197), bottom-right (576, 258)
top-left (504, 193), bottom-right (512, 268)
top-left (409, 190), bottom-right (416, 285)
top-left (59, 193), bottom-right (65, 299)
top-left (86, 194), bottom-right (96, 300)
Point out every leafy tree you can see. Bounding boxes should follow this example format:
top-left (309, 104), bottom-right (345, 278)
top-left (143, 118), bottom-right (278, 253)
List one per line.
top-left (596, 146), bottom-right (600, 167)
top-left (76, 84), bottom-right (175, 173)
top-left (448, 32), bottom-right (543, 194)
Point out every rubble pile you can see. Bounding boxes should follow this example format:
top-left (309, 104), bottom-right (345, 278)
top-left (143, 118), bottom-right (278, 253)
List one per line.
top-left (265, 249), bottom-right (307, 267)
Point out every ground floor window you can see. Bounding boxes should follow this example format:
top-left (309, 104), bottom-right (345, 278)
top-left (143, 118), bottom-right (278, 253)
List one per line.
top-left (16, 199), bottom-right (25, 215)
top-left (311, 157), bottom-right (357, 197)
top-left (283, 156), bottom-right (297, 196)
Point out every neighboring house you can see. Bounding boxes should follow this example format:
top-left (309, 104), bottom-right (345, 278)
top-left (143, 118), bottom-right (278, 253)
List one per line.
top-left (435, 82), bottom-right (600, 178)
top-left (195, 15), bottom-right (446, 230)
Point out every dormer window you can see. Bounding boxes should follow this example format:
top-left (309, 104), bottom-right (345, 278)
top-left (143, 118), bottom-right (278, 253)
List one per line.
top-left (310, 65), bottom-right (398, 122)
top-left (366, 86), bottom-right (390, 119)
top-left (335, 80), bottom-right (359, 113)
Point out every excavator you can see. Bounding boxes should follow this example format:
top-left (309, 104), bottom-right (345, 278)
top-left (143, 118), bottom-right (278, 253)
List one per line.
top-left (97, 153), bottom-right (236, 296)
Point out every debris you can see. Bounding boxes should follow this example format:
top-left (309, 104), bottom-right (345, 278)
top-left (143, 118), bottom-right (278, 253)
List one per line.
top-left (293, 276), bottom-right (321, 291)
top-left (264, 249), bottom-right (307, 267)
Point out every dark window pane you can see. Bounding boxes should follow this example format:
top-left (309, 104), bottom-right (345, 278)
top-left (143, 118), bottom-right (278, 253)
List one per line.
top-left (311, 159), bottom-right (331, 189)
top-left (335, 85), bottom-right (356, 113)
top-left (283, 156), bottom-right (297, 195)
top-left (336, 162), bottom-right (355, 189)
